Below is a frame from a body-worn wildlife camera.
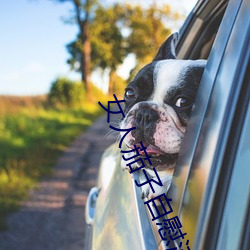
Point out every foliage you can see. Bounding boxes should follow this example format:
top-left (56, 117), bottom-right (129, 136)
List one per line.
top-left (109, 72), bottom-right (126, 97)
top-left (66, 3), bottom-right (173, 92)
top-left (48, 77), bottom-right (85, 108)
top-left (89, 84), bottom-right (111, 102)
top-left (53, 0), bottom-right (99, 95)
top-left (66, 4), bottom-right (127, 94)
top-left (66, 38), bottom-right (82, 72)
top-left (123, 4), bottom-right (172, 65)
top-left (0, 95), bottom-right (104, 230)
top-left (90, 4), bottom-right (126, 72)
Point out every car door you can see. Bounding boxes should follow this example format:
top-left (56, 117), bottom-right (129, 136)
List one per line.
top-left (169, 0), bottom-right (250, 249)
top-left (84, 0), bottom-right (237, 249)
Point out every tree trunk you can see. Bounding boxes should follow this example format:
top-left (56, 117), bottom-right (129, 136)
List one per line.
top-left (109, 70), bottom-right (117, 95)
top-left (81, 21), bottom-right (91, 98)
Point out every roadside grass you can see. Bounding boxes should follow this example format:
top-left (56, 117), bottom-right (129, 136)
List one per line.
top-left (0, 95), bottom-right (107, 230)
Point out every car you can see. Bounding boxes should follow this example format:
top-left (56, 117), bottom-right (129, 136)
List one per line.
top-left (85, 0), bottom-right (250, 249)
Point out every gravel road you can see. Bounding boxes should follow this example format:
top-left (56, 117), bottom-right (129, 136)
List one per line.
top-left (0, 114), bottom-right (117, 250)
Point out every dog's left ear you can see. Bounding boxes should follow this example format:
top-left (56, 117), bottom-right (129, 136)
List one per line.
top-left (153, 32), bottom-right (179, 61)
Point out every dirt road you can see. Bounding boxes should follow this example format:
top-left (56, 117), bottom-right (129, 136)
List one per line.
top-left (0, 114), bottom-right (116, 250)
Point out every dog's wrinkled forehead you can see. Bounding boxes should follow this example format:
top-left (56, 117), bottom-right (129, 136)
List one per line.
top-left (123, 33), bottom-right (206, 114)
top-left (124, 59), bottom-right (205, 110)
top-left (152, 59), bottom-right (206, 104)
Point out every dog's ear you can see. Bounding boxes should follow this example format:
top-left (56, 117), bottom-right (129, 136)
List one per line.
top-left (153, 32), bottom-right (179, 61)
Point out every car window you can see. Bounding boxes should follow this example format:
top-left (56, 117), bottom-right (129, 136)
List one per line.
top-left (177, 0), bottom-right (228, 60)
top-left (215, 76), bottom-right (250, 250)
top-left (169, 0), bottom-right (250, 249)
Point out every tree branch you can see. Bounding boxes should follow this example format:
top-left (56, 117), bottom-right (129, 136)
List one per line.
top-left (73, 0), bottom-right (83, 33)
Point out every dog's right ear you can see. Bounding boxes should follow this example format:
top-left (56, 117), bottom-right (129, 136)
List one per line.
top-left (153, 32), bottom-right (179, 61)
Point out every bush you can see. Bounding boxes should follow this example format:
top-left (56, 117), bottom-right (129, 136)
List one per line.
top-left (112, 74), bottom-right (126, 97)
top-left (48, 77), bottom-right (85, 108)
top-left (89, 84), bottom-right (110, 103)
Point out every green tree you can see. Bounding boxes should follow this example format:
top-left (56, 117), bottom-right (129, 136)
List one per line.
top-left (67, 4), bottom-right (127, 94)
top-left (124, 4), bottom-right (172, 70)
top-left (66, 3), bottom-right (174, 93)
top-left (90, 4), bottom-right (126, 94)
top-left (54, 0), bottom-right (98, 97)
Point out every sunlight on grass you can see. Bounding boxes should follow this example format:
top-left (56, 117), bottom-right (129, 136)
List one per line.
top-left (0, 95), bottom-right (107, 230)
top-left (0, 167), bottom-right (35, 230)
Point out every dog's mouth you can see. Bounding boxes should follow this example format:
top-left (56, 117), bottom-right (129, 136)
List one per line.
top-left (131, 144), bottom-right (179, 169)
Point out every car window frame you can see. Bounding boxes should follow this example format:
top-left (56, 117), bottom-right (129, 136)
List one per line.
top-left (214, 60), bottom-right (250, 250)
top-left (131, 0), bottom-right (234, 248)
top-left (168, 0), bottom-right (250, 249)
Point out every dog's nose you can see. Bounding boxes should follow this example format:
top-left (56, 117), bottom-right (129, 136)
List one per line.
top-left (135, 109), bottom-right (159, 129)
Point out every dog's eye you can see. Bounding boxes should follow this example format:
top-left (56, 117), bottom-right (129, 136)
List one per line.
top-left (125, 89), bottom-right (136, 100)
top-left (175, 97), bottom-right (192, 108)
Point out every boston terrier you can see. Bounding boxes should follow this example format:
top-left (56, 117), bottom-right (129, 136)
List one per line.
top-left (120, 33), bottom-right (206, 200)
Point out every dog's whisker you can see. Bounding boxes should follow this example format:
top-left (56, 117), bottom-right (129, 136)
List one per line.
top-left (104, 130), bottom-right (117, 138)
top-left (109, 121), bottom-right (121, 127)
top-left (105, 132), bottom-right (121, 144)
top-left (115, 134), bottom-right (122, 144)
top-left (105, 129), bottom-right (116, 135)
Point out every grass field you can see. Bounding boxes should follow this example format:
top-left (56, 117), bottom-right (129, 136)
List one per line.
top-left (0, 95), bottom-right (106, 229)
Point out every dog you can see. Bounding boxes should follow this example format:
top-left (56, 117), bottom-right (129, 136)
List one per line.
top-left (120, 33), bottom-right (206, 200)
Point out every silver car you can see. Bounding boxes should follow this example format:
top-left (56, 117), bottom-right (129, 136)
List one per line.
top-left (85, 0), bottom-right (250, 249)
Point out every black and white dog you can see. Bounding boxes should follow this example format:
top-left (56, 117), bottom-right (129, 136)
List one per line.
top-left (120, 33), bottom-right (206, 199)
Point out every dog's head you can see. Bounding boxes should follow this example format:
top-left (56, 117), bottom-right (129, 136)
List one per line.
top-left (120, 33), bottom-right (206, 171)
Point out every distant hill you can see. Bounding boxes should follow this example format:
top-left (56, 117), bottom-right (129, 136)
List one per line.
top-left (0, 95), bottom-right (47, 114)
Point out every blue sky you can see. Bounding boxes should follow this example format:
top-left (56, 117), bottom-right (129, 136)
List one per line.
top-left (0, 0), bottom-right (196, 96)
top-left (0, 0), bottom-right (78, 95)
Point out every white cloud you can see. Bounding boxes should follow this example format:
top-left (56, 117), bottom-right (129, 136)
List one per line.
top-left (1, 62), bottom-right (45, 83)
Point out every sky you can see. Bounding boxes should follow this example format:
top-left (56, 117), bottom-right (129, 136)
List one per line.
top-left (0, 0), bottom-right (197, 96)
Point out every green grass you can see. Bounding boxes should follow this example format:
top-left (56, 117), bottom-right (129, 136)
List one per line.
top-left (0, 97), bottom-right (106, 230)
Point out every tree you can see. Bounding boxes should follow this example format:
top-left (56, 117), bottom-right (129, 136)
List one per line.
top-left (65, 3), bottom-right (174, 93)
top-left (54, 0), bottom-right (98, 97)
top-left (124, 4), bottom-right (172, 68)
top-left (90, 4), bottom-right (126, 94)
top-left (67, 4), bottom-right (127, 94)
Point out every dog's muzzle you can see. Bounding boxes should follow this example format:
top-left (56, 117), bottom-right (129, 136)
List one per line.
top-left (135, 108), bottom-right (159, 131)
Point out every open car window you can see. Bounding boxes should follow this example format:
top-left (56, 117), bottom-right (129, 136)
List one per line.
top-left (177, 0), bottom-right (228, 60)
top-left (169, 0), bottom-right (250, 249)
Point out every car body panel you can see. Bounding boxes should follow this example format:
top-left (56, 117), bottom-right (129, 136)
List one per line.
top-left (92, 143), bottom-right (158, 250)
